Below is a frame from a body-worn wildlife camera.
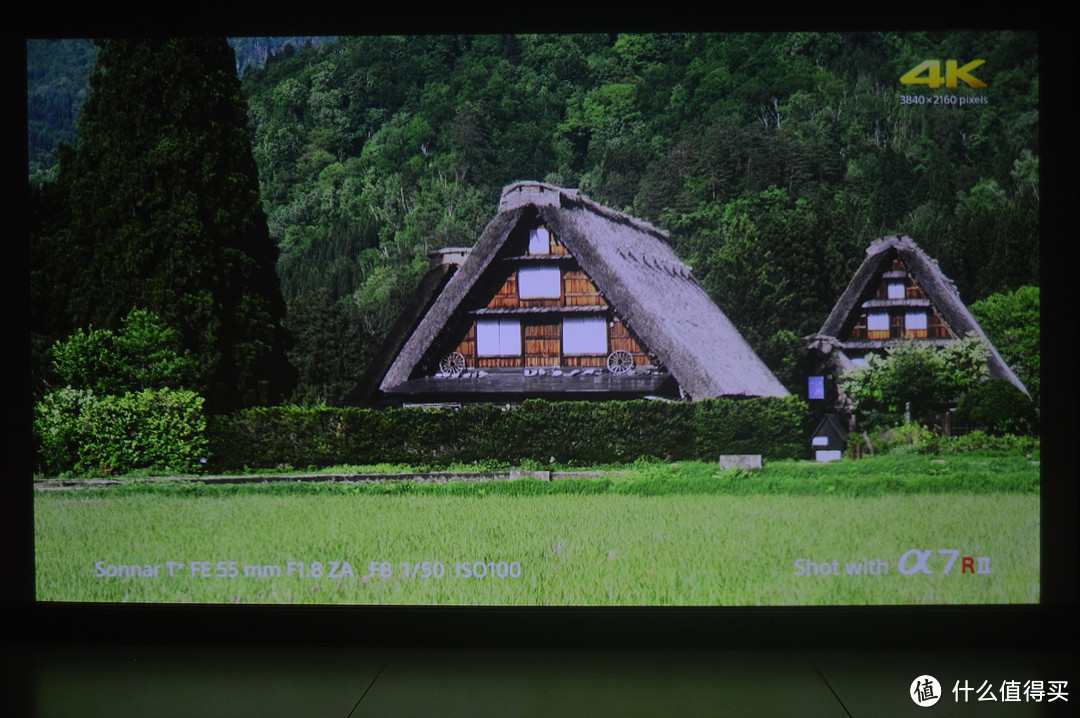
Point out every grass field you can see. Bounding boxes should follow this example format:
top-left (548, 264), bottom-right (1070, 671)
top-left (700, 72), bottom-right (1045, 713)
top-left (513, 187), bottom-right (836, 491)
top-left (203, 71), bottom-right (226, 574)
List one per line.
top-left (34, 454), bottom-right (1040, 606)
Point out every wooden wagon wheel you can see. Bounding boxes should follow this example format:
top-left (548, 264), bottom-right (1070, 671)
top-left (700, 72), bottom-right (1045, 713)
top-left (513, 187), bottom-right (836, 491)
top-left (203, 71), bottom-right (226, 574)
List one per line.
top-left (439, 352), bottom-right (467, 376)
top-left (606, 350), bottom-right (634, 375)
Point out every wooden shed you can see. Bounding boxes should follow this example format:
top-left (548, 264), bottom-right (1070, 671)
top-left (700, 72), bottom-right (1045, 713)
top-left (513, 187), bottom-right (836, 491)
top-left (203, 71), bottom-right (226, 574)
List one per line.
top-left (810, 414), bottom-right (849, 462)
top-left (351, 182), bottom-right (788, 405)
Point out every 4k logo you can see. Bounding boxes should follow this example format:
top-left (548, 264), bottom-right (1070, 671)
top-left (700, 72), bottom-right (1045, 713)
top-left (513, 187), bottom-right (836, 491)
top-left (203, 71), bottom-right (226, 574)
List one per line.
top-left (901, 60), bottom-right (986, 88)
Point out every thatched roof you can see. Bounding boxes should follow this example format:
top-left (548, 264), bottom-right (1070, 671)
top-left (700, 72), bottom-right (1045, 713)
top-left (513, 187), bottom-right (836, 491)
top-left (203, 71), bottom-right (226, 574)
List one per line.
top-left (376, 182), bottom-right (789, 400)
top-left (346, 254), bottom-right (463, 406)
top-left (817, 235), bottom-right (1028, 395)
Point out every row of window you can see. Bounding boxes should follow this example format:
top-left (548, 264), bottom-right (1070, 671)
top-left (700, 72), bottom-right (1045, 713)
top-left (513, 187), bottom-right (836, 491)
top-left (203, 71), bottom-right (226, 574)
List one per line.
top-left (477, 316), bottom-right (608, 357)
top-left (848, 308), bottom-right (954, 340)
top-left (867, 311), bottom-right (927, 332)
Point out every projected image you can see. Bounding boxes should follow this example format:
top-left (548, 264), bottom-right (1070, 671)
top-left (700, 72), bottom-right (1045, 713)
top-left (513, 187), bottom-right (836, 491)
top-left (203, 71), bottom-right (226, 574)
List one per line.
top-left (30, 32), bottom-right (1039, 606)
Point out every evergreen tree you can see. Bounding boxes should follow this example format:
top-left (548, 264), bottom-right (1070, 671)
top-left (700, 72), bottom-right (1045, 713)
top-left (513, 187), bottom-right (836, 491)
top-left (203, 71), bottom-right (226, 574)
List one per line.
top-left (31, 38), bottom-right (294, 412)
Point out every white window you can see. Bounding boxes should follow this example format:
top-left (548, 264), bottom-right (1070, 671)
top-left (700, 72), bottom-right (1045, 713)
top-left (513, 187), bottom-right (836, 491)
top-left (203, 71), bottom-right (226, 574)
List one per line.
top-left (476, 318), bottom-right (521, 356)
top-left (563, 316), bottom-right (607, 355)
top-left (518, 265), bottom-right (561, 299)
top-left (867, 312), bottom-right (889, 331)
top-left (905, 311), bottom-right (927, 331)
top-left (887, 282), bottom-right (905, 299)
top-left (528, 227), bottom-right (550, 255)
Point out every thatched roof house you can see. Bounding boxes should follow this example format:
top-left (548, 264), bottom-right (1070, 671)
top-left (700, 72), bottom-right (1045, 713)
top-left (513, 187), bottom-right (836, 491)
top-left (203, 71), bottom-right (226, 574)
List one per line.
top-left (806, 234), bottom-right (1028, 396)
top-left (352, 182), bottom-right (788, 405)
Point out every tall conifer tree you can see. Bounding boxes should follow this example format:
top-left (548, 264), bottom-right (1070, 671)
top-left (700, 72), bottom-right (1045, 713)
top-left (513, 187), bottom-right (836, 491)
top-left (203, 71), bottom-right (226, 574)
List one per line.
top-left (32, 38), bottom-right (293, 411)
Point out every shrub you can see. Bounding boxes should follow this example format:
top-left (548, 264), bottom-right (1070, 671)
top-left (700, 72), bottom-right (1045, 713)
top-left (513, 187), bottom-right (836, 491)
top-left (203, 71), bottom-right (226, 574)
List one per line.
top-left (930, 431), bottom-right (1039, 455)
top-left (694, 396), bottom-right (810, 460)
top-left (34, 388), bottom-right (209, 476)
top-left (840, 338), bottom-right (989, 426)
top-left (49, 308), bottom-right (197, 396)
top-left (34, 387), bottom-right (98, 476)
top-left (865, 422), bottom-right (936, 455)
top-left (857, 420), bottom-right (1039, 457)
top-left (34, 308), bottom-right (209, 476)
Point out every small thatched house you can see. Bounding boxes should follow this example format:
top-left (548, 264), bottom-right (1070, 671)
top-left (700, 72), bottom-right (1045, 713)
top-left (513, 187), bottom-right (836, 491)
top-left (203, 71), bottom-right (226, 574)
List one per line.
top-left (351, 181), bottom-right (788, 406)
top-left (805, 235), bottom-right (1028, 408)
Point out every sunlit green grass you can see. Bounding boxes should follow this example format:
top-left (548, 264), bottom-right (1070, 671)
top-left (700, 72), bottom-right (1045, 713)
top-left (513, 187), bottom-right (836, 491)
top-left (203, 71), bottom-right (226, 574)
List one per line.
top-left (34, 455), bottom-right (1040, 606)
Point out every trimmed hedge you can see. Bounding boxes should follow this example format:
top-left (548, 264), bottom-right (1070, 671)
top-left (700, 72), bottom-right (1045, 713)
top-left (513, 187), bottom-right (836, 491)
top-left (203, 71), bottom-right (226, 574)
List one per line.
top-left (206, 396), bottom-right (812, 472)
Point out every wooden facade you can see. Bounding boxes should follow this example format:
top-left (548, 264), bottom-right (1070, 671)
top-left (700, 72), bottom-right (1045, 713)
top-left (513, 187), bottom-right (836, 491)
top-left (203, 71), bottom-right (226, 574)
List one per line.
top-left (843, 259), bottom-right (956, 342)
top-left (446, 223), bottom-right (650, 372)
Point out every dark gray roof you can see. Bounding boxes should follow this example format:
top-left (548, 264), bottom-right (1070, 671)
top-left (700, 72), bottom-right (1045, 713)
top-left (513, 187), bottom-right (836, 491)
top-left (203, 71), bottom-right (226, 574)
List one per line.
top-left (346, 258), bottom-right (460, 406)
top-left (813, 414), bottom-right (850, 444)
top-left (379, 182), bottom-right (789, 400)
top-left (817, 235), bottom-right (1028, 395)
top-left (386, 367), bottom-right (676, 398)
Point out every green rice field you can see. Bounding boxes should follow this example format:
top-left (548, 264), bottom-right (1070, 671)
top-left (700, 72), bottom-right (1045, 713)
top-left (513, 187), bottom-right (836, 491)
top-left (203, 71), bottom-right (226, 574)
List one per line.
top-left (34, 454), bottom-right (1040, 606)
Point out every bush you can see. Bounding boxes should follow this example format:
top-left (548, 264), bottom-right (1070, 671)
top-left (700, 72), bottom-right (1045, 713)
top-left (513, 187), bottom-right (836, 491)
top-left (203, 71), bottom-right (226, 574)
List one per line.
top-left (694, 397), bottom-right (810, 460)
top-left (34, 309), bottom-right (209, 477)
top-left (930, 430), bottom-right (1039, 456)
top-left (49, 308), bottom-right (197, 396)
top-left (206, 396), bottom-right (811, 472)
top-left (840, 338), bottom-right (989, 425)
top-left (34, 388), bottom-right (209, 476)
top-left (34, 387), bottom-right (98, 475)
top-left (954, 378), bottom-right (1039, 436)
top-left (865, 422), bottom-right (936, 455)
top-left (856, 420), bottom-right (1038, 457)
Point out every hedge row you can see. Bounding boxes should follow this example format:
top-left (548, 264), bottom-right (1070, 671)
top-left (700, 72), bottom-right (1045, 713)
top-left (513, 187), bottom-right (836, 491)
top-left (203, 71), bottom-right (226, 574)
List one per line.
top-left (206, 397), bottom-right (812, 472)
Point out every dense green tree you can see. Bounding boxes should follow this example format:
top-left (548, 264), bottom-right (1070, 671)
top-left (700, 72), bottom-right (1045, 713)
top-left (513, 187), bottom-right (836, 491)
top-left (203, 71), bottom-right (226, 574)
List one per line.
top-left (50, 308), bottom-right (197, 396)
top-left (954, 378), bottom-right (1038, 436)
top-left (690, 187), bottom-right (862, 389)
top-left (283, 288), bottom-right (368, 406)
top-left (839, 338), bottom-right (990, 428)
top-left (31, 38), bottom-right (294, 412)
top-left (969, 285), bottom-right (1039, 405)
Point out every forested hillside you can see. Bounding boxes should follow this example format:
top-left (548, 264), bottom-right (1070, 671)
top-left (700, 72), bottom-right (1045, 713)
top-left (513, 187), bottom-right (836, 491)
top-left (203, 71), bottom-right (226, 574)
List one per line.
top-left (29, 32), bottom-right (1039, 407)
top-left (238, 32), bottom-right (1037, 403)
top-left (27, 39), bottom-right (99, 181)
top-left (26, 37), bottom-right (329, 183)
